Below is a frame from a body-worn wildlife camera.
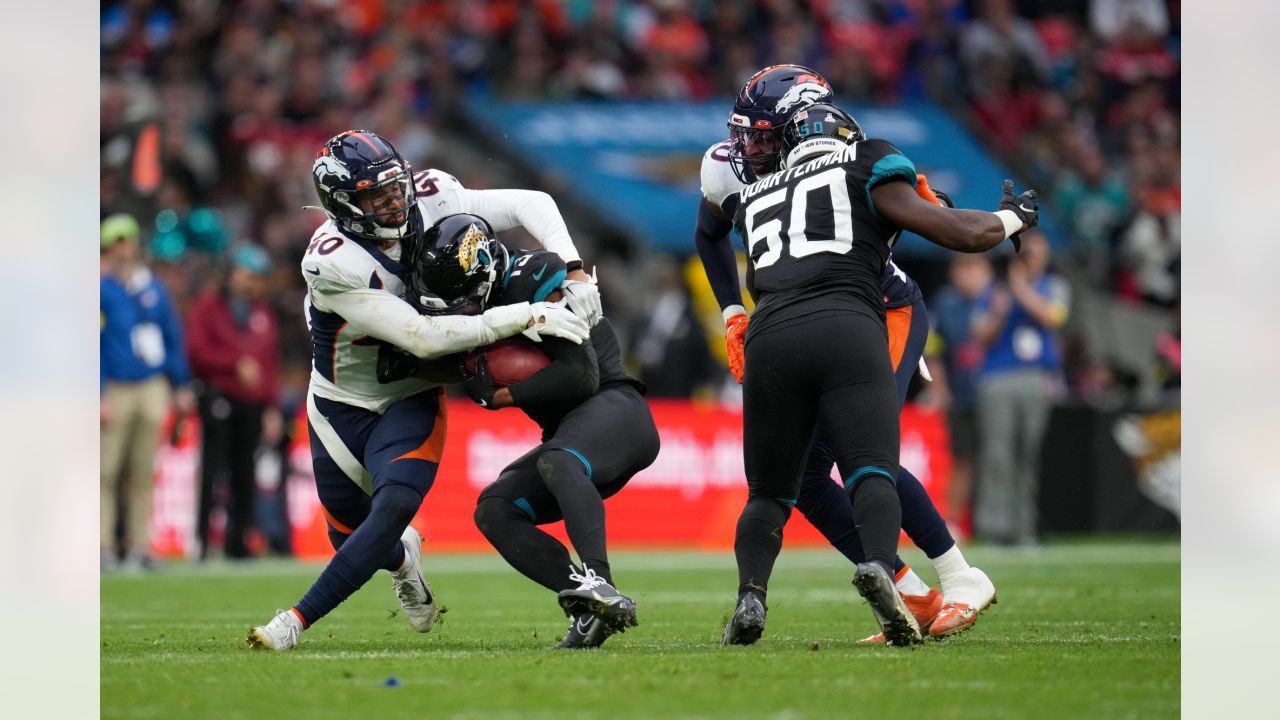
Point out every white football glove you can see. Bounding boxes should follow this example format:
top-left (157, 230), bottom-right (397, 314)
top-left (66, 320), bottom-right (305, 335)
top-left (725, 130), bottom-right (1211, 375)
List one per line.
top-left (523, 299), bottom-right (591, 344)
top-left (561, 274), bottom-right (602, 327)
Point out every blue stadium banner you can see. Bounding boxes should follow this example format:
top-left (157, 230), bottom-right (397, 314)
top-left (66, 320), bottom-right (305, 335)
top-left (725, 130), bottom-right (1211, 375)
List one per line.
top-left (474, 100), bottom-right (1060, 256)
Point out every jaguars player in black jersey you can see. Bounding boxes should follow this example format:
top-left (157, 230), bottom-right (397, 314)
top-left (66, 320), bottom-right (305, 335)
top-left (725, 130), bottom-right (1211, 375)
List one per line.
top-left (719, 104), bottom-right (1038, 646)
top-left (379, 213), bottom-right (659, 649)
top-left (704, 64), bottom-right (1001, 644)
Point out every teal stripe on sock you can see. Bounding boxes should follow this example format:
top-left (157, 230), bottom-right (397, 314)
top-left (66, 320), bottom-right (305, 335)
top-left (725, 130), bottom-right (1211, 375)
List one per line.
top-left (843, 466), bottom-right (895, 491)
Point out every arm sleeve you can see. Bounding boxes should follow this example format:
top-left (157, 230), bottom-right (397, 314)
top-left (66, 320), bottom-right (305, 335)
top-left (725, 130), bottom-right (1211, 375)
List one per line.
top-left (506, 338), bottom-right (600, 409)
top-left (455, 188), bottom-right (582, 264)
top-left (694, 197), bottom-right (745, 312)
top-left (320, 287), bottom-right (533, 359)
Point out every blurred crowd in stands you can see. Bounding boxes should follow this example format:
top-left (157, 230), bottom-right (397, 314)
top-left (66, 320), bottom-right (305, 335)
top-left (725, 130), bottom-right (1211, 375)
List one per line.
top-left (100, 0), bottom-right (1180, 558)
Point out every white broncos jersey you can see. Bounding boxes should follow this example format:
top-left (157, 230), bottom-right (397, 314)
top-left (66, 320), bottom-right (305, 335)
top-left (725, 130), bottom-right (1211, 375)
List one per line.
top-left (303, 168), bottom-right (583, 413)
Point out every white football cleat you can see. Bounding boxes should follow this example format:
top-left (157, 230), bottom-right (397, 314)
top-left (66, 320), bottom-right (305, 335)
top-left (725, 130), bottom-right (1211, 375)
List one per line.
top-left (931, 567), bottom-right (998, 638)
top-left (247, 609), bottom-right (303, 651)
top-left (392, 525), bottom-right (438, 633)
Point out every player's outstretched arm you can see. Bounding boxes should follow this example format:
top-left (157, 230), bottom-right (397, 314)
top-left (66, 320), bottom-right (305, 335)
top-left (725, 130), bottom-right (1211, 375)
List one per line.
top-left (324, 287), bottom-right (590, 360)
top-left (871, 179), bottom-right (1038, 253)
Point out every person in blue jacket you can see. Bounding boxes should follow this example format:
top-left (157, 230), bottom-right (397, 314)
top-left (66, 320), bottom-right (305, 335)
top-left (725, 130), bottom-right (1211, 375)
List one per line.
top-left (100, 213), bottom-right (194, 571)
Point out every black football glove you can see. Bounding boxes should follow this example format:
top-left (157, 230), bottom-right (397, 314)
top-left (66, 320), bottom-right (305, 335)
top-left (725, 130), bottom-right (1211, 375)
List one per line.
top-left (932, 188), bottom-right (955, 209)
top-left (376, 343), bottom-right (419, 384)
top-left (998, 179), bottom-right (1038, 252)
top-left (459, 353), bottom-right (499, 409)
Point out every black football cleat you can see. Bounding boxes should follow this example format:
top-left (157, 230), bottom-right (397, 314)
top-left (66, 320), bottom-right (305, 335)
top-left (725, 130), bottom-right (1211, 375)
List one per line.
top-left (721, 592), bottom-right (767, 646)
top-left (555, 613), bottom-right (613, 649)
top-left (853, 563), bottom-right (923, 647)
top-left (556, 567), bottom-right (638, 633)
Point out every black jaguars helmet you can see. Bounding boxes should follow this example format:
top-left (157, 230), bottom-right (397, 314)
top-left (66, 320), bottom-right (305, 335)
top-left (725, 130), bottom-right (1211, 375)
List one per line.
top-left (409, 214), bottom-right (509, 316)
top-left (727, 65), bottom-right (834, 182)
top-left (312, 130), bottom-right (417, 242)
top-left (779, 103), bottom-right (865, 170)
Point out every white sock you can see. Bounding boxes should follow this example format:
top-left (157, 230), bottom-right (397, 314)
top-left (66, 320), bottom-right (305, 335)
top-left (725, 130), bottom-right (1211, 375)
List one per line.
top-left (932, 544), bottom-right (971, 595)
top-left (895, 566), bottom-right (932, 597)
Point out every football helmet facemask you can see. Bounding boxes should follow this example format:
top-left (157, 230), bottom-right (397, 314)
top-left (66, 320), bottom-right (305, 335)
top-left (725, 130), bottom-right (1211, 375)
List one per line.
top-left (312, 130), bottom-right (417, 242)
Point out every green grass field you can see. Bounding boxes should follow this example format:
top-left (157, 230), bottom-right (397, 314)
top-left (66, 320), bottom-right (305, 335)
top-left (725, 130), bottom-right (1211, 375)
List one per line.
top-left (101, 540), bottom-right (1179, 719)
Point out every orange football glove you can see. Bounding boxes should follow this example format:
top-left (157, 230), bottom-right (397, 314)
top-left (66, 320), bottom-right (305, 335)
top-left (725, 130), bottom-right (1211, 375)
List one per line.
top-left (921, 171), bottom-right (952, 206)
top-left (725, 313), bottom-right (749, 384)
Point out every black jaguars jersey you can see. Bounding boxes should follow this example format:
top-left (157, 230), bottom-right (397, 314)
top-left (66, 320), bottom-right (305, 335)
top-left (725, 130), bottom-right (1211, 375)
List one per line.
top-left (724, 138), bottom-right (917, 336)
top-left (495, 249), bottom-right (645, 429)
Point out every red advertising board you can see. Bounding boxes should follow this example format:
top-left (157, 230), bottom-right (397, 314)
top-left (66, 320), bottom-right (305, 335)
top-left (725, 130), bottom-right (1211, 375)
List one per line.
top-left (149, 399), bottom-right (953, 559)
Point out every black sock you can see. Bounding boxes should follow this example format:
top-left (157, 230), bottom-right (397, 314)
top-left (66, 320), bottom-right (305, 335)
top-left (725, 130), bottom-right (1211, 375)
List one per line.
top-left (850, 476), bottom-right (901, 575)
top-left (538, 451), bottom-right (612, 584)
top-left (801, 476), bottom-right (910, 574)
top-left (474, 496), bottom-right (578, 592)
top-left (294, 484), bottom-right (422, 626)
top-left (734, 496), bottom-right (792, 601)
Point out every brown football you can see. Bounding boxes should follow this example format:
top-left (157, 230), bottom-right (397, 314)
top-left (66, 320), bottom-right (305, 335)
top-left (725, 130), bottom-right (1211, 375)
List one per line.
top-left (465, 336), bottom-right (551, 387)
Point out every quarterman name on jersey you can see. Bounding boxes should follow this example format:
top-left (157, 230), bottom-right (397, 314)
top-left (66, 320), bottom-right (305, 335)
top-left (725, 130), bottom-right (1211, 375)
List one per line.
top-left (740, 142), bottom-right (858, 201)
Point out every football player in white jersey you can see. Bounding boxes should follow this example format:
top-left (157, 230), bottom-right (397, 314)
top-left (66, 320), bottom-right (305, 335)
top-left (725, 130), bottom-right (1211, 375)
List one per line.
top-left (249, 130), bottom-right (599, 651)
top-left (696, 67), bottom-right (999, 643)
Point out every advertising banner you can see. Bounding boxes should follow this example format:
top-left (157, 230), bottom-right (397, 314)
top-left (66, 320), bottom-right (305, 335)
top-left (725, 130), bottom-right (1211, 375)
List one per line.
top-left (148, 400), bottom-right (953, 559)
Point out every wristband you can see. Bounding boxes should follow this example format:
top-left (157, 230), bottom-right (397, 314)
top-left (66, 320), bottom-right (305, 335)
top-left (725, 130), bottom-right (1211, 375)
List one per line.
top-left (995, 210), bottom-right (1024, 238)
top-left (722, 304), bottom-right (747, 324)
